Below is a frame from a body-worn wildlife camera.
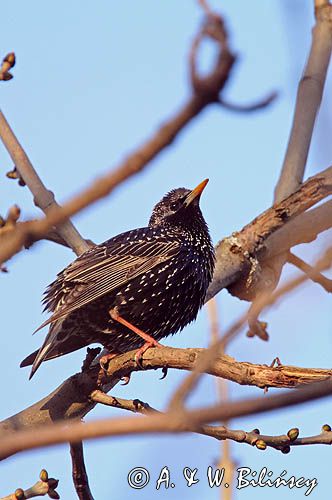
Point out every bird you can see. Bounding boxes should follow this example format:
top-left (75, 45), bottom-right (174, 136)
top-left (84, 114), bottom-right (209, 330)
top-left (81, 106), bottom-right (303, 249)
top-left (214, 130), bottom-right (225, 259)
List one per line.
top-left (20, 179), bottom-right (215, 379)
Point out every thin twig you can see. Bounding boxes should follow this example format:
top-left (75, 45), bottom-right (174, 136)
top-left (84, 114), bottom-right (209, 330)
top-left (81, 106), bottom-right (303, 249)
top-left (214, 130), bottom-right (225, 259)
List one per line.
top-left (0, 110), bottom-right (89, 256)
top-left (70, 442), bottom-right (94, 500)
top-left (207, 300), bottom-right (235, 500)
top-left (0, 470), bottom-right (59, 500)
top-left (288, 251), bottom-right (332, 291)
top-left (0, 13), bottom-right (235, 264)
top-left (248, 246), bottom-right (332, 333)
top-left (219, 92), bottom-right (277, 113)
top-left (1, 380), bottom-right (332, 459)
top-left (91, 391), bottom-right (332, 454)
top-left (90, 391), bottom-right (158, 415)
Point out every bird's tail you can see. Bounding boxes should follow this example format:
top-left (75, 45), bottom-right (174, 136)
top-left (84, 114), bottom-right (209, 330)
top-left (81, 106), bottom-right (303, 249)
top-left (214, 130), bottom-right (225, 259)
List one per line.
top-left (20, 320), bottom-right (90, 379)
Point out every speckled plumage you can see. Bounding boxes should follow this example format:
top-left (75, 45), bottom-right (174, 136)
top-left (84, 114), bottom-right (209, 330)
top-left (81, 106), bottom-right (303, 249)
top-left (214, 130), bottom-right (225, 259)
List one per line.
top-left (21, 181), bottom-right (215, 378)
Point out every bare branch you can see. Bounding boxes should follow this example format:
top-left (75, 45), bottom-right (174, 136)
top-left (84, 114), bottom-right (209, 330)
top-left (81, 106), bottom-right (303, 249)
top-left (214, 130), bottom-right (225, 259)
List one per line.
top-left (274, 1), bottom-right (332, 200)
top-left (219, 92), bottom-right (277, 113)
top-left (0, 470), bottom-right (59, 500)
top-left (1, 344), bottom-right (332, 446)
top-left (288, 251), bottom-right (332, 292)
top-left (70, 442), bottom-right (94, 500)
top-left (1, 379), bottom-right (332, 459)
top-left (263, 199), bottom-right (332, 258)
top-left (91, 391), bottom-right (332, 454)
top-left (90, 391), bottom-right (158, 415)
top-left (0, 53), bottom-right (15, 81)
top-left (206, 164), bottom-right (332, 302)
top-left (204, 424), bottom-right (332, 452)
top-left (0, 109), bottom-right (89, 256)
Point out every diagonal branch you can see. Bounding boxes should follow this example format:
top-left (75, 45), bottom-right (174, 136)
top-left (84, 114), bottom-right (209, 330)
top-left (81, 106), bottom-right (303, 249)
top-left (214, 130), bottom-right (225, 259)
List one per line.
top-left (1, 379), bottom-right (332, 460)
top-left (288, 251), bottom-right (332, 291)
top-left (0, 9), bottom-right (236, 264)
top-left (0, 109), bottom-right (89, 257)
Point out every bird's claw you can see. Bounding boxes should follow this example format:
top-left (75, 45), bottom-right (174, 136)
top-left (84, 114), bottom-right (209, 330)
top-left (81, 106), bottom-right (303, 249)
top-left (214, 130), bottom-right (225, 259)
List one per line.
top-left (160, 366), bottom-right (168, 380)
top-left (121, 375), bottom-right (131, 385)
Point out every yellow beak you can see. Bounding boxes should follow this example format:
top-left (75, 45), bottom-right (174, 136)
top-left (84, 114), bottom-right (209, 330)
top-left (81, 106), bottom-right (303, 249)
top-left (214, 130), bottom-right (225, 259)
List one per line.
top-left (184, 179), bottom-right (209, 206)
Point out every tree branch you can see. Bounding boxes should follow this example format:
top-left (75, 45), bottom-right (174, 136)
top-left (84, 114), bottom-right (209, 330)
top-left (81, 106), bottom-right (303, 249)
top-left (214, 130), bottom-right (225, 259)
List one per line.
top-left (274, 1), bottom-right (332, 200)
top-left (288, 251), bottom-right (332, 291)
top-left (0, 109), bottom-right (89, 257)
top-left (70, 442), bottom-right (94, 500)
top-left (1, 379), bottom-right (332, 460)
top-left (0, 470), bottom-right (59, 500)
top-left (206, 164), bottom-right (332, 302)
top-left (1, 344), bottom-right (332, 442)
top-left (90, 391), bottom-right (332, 454)
top-left (0, 11), bottom-right (236, 265)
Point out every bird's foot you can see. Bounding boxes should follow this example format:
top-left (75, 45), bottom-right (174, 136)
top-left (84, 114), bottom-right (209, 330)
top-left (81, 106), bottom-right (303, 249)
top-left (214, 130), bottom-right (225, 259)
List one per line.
top-left (134, 339), bottom-right (162, 369)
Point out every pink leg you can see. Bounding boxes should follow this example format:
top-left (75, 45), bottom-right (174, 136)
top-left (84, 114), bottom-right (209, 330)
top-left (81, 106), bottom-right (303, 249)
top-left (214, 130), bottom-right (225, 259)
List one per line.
top-left (110, 307), bottom-right (162, 368)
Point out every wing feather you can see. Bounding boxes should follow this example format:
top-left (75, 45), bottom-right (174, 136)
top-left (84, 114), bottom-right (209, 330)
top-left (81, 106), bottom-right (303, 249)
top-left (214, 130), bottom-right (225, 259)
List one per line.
top-left (37, 232), bottom-right (180, 332)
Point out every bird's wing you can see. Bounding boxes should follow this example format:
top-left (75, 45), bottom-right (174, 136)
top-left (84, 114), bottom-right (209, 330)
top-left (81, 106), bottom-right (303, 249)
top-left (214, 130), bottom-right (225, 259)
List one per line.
top-left (37, 234), bottom-right (180, 331)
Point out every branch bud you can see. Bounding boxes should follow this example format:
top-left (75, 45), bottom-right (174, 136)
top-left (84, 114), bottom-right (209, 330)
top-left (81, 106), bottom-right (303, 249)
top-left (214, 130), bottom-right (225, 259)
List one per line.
top-left (287, 428), bottom-right (299, 441)
top-left (14, 489), bottom-right (25, 500)
top-left (40, 469), bottom-right (48, 482)
top-left (255, 439), bottom-right (267, 450)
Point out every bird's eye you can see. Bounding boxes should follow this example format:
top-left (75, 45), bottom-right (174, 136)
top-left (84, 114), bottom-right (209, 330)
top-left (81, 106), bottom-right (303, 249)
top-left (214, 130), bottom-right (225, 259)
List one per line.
top-left (170, 202), bottom-right (179, 211)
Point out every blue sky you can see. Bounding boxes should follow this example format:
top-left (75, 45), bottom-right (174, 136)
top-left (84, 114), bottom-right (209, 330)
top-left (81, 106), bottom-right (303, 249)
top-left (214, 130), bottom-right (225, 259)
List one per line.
top-left (1, 1), bottom-right (332, 498)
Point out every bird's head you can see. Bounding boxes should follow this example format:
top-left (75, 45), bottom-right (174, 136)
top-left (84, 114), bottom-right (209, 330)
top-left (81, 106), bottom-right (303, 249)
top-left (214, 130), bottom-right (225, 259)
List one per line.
top-left (149, 179), bottom-right (209, 228)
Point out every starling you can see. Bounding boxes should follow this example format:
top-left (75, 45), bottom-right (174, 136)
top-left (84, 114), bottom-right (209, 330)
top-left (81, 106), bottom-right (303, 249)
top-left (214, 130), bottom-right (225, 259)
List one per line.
top-left (21, 179), bottom-right (215, 378)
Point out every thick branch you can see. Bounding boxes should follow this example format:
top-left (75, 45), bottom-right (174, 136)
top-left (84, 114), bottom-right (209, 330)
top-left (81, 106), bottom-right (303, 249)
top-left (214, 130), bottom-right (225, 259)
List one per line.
top-left (206, 164), bottom-right (332, 301)
top-left (263, 199), bottom-right (332, 258)
top-left (1, 346), bottom-right (331, 439)
top-left (253, 1), bottom-right (332, 317)
top-left (274, 1), bottom-right (332, 201)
